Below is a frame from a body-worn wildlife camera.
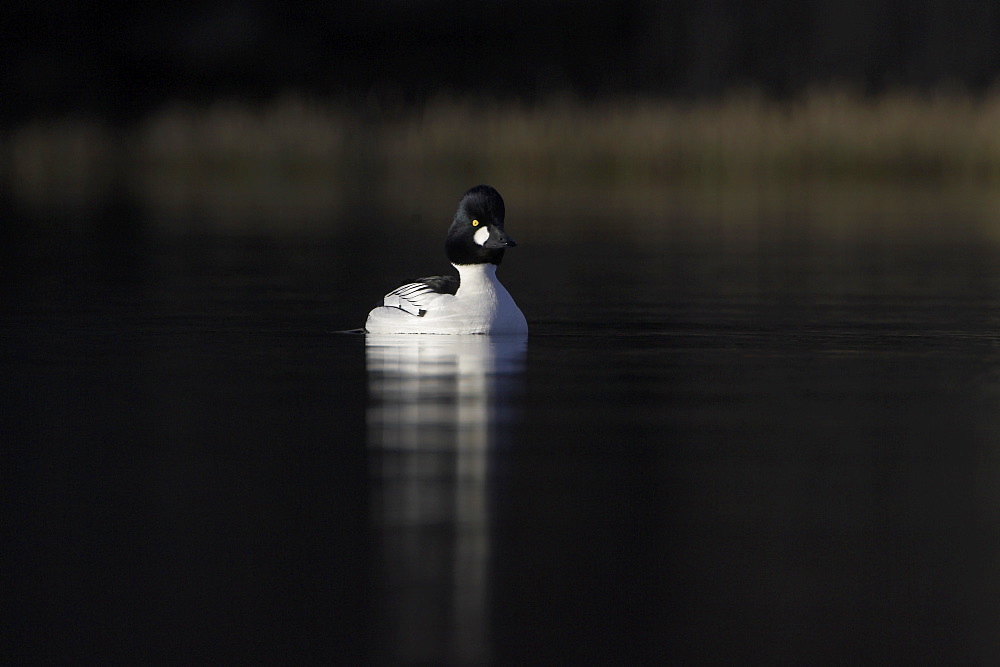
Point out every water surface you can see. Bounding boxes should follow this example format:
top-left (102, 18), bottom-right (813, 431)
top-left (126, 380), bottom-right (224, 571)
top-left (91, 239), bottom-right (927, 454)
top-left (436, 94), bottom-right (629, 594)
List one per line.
top-left (5, 206), bottom-right (1000, 663)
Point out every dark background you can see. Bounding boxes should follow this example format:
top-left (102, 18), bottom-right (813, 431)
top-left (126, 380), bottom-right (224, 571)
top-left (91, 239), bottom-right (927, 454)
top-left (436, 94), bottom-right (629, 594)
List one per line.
top-left (6, 3), bottom-right (1000, 664)
top-left (5, 1), bottom-right (1000, 125)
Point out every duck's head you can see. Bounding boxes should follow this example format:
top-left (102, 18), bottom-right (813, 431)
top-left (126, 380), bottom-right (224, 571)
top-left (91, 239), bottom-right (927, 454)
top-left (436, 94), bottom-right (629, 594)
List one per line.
top-left (446, 185), bottom-right (517, 266)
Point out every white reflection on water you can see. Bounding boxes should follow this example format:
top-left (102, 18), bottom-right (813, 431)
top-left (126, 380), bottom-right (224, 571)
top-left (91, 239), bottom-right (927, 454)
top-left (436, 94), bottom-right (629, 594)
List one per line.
top-left (365, 334), bottom-right (526, 664)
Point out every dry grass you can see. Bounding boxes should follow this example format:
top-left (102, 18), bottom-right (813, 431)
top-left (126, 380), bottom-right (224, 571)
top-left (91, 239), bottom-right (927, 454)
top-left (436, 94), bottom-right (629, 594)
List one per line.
top-left (384, 89), bottom-right (1000, 186)
top-left (4, 89), bottom-right (1000, 234)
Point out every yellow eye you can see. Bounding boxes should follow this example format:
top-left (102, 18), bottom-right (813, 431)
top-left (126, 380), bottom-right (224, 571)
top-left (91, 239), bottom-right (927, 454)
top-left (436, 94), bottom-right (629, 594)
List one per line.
top-left (471, 219), bottom-right (480, 226)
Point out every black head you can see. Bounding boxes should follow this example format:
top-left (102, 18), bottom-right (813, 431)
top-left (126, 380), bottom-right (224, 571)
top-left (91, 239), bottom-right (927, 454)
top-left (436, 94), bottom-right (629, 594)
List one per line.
top-left (445, 185), bottom-right (517, 266)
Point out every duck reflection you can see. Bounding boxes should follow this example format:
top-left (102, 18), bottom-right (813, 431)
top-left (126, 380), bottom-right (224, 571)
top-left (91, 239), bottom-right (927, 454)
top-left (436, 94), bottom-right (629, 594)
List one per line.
top-left (366, 334), bottom-right (526, 664)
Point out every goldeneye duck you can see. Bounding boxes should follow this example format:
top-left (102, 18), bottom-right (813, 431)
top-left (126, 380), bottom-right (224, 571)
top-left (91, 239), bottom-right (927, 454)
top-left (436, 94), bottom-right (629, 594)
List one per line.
top-left (365, 185), bottom-right (528, 335)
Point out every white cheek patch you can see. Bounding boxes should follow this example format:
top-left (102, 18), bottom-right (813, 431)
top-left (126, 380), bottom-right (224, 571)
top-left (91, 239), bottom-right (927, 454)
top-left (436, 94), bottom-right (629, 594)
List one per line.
top-left (473, 225), bottom-right (490, 246)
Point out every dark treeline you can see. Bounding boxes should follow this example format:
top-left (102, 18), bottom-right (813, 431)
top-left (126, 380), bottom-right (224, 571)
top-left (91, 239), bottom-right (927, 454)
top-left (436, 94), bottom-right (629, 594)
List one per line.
top-left (4, 0), bottom-right (1000, 125)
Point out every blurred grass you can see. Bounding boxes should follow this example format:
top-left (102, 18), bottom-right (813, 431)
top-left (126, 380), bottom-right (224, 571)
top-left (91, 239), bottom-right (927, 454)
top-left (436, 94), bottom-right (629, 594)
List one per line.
top-left (395, 89), bottom-right (1000, 185)
top-left (4, 89), bottom-right (1000, 236)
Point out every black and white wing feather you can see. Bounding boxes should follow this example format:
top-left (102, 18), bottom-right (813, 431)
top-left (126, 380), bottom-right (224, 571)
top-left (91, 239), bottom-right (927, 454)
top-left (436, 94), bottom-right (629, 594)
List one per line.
top-left (381, 275), bottom-right (458, 316)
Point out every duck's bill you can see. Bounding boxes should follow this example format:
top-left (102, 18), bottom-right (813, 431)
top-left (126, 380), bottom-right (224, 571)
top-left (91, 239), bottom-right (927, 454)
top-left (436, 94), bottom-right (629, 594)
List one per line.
top-left (485, 229), bottom-right (517, 248)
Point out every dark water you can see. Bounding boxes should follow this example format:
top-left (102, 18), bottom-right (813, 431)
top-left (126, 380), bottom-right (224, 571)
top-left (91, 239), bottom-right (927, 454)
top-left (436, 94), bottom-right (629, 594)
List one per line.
top-left (5, 209), bottom-right (1000, 664)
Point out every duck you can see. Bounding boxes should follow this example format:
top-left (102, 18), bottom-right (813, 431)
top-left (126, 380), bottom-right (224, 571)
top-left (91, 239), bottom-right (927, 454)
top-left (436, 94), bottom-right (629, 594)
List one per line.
top-left (365, 185), bottom-right (528, 335)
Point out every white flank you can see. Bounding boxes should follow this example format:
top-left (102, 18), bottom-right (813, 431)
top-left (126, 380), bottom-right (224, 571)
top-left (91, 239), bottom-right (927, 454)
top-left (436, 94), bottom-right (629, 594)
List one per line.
top-left (366, 262), bottom-right (527, 335)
